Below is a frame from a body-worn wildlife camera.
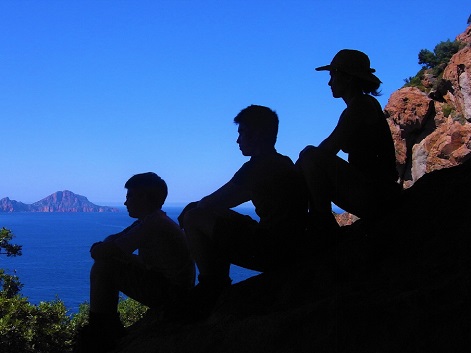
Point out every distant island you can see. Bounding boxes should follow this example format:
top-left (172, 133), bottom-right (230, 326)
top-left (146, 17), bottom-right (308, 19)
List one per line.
top-left (0, 190), bottom-right (119, 213)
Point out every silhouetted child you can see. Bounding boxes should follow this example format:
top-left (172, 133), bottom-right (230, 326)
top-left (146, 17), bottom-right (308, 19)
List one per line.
top-left (77, 172), bottom-right (195, 352)
top-left (297, 49), bottom-right (401, 238)
top-left (179, 105), bottom-right (308, 319)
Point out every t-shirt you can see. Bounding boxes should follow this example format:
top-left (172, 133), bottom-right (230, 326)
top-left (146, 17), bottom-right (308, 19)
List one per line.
top-left (336, 94), bottom-right (398, 183)
top-left (230, 151), bottom-right (308, 234)
top-left (109, 210), bottom-right (195, 290)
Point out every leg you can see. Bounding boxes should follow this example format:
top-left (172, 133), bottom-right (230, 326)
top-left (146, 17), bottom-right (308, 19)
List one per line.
top-left (80, 258), bottom-right (128, 352)
top-left (90, 259), bottom-right (121, 314)
top-left (181, 208), bottom-right (251, 320)
top-left (90, 256), bottom-right (174, 312)
top-left (183, 207), bottom-right (232, 279)
top-left (297, 147), bottom-right (371, 220)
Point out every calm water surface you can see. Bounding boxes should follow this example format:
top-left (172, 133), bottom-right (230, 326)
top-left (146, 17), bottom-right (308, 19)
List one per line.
top-left (0, 206), bottom-right (260, 313)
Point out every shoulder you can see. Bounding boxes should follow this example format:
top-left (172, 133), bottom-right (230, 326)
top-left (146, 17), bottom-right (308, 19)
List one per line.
top-left (352, 94), bottom-right (381, 110)
top-left (244, 153), bottom-right (294, 174)
top-left (142, 210), bottom-right (182, 234)
top-left (348, 95), bottom-right (383, 123)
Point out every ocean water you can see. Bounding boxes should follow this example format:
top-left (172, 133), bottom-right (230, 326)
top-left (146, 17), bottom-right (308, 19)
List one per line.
top-left (0, 206), bottom-right (260, 314)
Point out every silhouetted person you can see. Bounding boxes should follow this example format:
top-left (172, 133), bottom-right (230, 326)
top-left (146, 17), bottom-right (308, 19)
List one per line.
top-left (179, 105), bottom-right (308, 318)
top-left (78, 172), bottom-right (195, 352)
top-left (297, 49), bottom-right (401, 237)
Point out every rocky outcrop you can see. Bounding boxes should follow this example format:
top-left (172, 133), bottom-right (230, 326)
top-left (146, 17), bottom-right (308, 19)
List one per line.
top-left (0, 197), bottom-right (30, 212)
top-left (385, 24), bottom-right (471, 188)
top-left (0, 191), bottom-right (118, 212)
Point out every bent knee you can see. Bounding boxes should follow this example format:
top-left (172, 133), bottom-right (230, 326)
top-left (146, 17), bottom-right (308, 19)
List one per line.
top-left (297, 146), bottom-right (326, 168)
top-left (183, 207), bottom-right (211, 230)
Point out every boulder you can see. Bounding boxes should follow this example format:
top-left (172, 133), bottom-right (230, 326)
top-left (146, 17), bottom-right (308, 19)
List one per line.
top-left (385, 24), bottom-right (471, 189)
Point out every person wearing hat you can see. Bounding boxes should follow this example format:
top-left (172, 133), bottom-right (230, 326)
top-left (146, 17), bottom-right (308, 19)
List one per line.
top-left (296, 49), bottom-right (401, 239)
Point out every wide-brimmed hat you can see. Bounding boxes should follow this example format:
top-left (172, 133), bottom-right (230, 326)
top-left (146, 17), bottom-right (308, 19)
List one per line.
top-left (315, 49), bottom-right (381, 84)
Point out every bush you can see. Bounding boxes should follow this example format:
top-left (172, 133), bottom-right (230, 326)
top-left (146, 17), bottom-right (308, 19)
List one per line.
top-left (118, 296), bottom-right (149, 327)
top-left (0, 295), bottom-right (74, 353)
top-left (0, 227), bottom-right (148, 351)
top-left (71, 296), bottom-right (148, 329)
top-left (404, 39), bottom-right (465, 89)
top-left (419, 40), bottom-right (465, 70)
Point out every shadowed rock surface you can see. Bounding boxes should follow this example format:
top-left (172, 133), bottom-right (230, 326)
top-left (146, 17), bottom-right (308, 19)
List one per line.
top-left (110, 160), bottom-right (471, 352)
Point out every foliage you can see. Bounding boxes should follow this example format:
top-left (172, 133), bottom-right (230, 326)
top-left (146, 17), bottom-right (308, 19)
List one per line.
top-left (0, 227), bottom-right (74, 352)
top-left (118, 296), bottom-right (149, 326)
top-left (0, 268), bottom-right (23, 298)
top-left (442, 103), bottom-right (454, 117)
top-left (71, 296), bottom-right (148, 329)
top-left (418, 39), bottom-right (465, 76)
top-left (0, 227), bottom-right (148, 352)
top-left (403, 68), bottom-right (427, 91)
top-left (0, 228), bottom-right (23, 297)
top-left (404, 39), bottom-right (465, 89)
top-left (0, 227), bottom-right (22, 256)
top-left (0, 294), bottom-right (75, 353)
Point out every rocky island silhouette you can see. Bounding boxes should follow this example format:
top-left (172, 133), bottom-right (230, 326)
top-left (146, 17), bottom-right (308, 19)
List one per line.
top-left (0, 190), bottom-right (119, 212)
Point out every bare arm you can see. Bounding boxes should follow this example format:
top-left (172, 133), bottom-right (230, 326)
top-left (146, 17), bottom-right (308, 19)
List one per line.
top-left (317, 128), bottom-right (342, 154)
top-left (198, 181), bottom-right (251, 209)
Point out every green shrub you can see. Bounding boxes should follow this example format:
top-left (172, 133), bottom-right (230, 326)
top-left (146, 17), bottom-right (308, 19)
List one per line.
top-left (0, 227), bottom-right (149, 352)
top-left (118, 296), bottom-right (149, 327)
top-left (71, 296), bottom-right (148, 330)
top-left (0, 295), bottom-right (74, 353)
top-left (442, 103), bottom-right (454, 117)
top-left (404, 39), bottom-right (465, 89)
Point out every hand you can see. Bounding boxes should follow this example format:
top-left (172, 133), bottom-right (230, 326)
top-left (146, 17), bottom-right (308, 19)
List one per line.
top-left (177, 201), bottom-right (198, 228)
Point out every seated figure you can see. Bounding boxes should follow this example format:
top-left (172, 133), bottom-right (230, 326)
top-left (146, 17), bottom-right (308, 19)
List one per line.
top-left (79, 172), bottom-right (195, 352)
top-left (297, 49), bottom-right (402, 237)
top-left (179, 105), bottom-right (308, 318)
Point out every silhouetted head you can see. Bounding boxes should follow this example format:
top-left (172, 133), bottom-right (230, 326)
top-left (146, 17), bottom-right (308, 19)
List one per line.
top-left (233, 105), bottom-right (278, 156)
top-left (316, 49), bottom-right (381, 96)
top-left (124, 172), bottom-right (168, 218)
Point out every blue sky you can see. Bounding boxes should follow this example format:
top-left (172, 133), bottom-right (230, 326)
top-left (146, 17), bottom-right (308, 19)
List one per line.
top-left (1, 1), bottom-right (468, 206)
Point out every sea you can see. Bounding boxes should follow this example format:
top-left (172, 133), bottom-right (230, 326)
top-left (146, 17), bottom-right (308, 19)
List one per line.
top-left (0, 205), bottom-right (261, 314)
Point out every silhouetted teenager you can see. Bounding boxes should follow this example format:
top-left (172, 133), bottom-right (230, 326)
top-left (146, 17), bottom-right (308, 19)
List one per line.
top-left (77, 173), bottom-right (195, 352)
top-left (297, 49), bottom-right (401, 237)
top-left (179, 105), bottom-right (308, 318)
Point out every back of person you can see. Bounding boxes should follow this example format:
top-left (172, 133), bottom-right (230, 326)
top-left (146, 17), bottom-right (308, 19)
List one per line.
top-left (114, 209), bottom-right (195, 290)
top-left (342, 95), bottom-right (398, 183)
top-left (234, 152), bottom-right (307, 234)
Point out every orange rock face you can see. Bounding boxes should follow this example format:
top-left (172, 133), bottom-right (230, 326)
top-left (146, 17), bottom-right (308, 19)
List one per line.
top-left (385, 24), bottom-right (471, 189)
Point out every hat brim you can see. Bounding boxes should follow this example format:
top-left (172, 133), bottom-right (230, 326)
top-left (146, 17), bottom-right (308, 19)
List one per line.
top-left (315, 65), bottom-right (331, 71)
top-left (315, 65), bottom-right (382, 84)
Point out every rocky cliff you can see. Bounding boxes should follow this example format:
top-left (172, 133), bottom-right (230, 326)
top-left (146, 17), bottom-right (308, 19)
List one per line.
top-left (0, 190), bottom-right (118, 212)
top-left (385, 24), bottom-right (471, 188)
top-left (109, 25), bottom-right (471, 353)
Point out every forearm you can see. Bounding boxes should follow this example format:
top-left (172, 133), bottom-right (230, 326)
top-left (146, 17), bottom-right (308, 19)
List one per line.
top-left (90, 241), bottom-right (125, 260)
top-left (103, 232), bottom-right (122, 242)
top-left (197, 182), bottom-right (250, 209)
